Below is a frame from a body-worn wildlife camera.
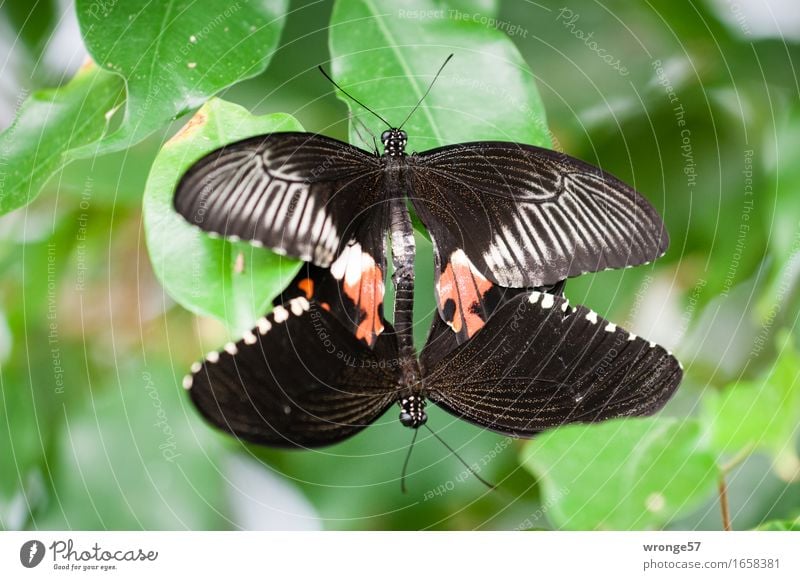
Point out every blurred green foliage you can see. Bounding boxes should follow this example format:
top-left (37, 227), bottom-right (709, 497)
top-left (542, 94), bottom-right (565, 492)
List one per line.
top-left (1, 0), bottom-right (799, 530)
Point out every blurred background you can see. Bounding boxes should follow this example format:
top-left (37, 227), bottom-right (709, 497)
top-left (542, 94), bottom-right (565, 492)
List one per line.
top-left (1, 0), bottom-right (799, 530)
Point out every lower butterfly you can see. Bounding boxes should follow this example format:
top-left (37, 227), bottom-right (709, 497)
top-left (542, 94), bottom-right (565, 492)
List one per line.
top-left (182, 190), bottom-right (681, 451)
top-left (184, 275), bottom-right (681, 447)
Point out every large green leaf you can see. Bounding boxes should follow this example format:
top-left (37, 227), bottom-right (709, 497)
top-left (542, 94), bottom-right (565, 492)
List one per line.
top-left (0, 61), bottom-right (124, 215)
top-left (329, 0), bottom-right (550, 150)
top-left (143, 98), bottom-right (302, 332)
top-left (73, 0), bottom-right (288, 155)
top-left (704, 332), bottom-right (800, 482)
top-left (520, 418), bottom-right (719, 530)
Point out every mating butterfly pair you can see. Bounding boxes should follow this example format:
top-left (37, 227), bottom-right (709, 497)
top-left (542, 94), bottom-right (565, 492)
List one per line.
top-left (175, 60), bottom-right (682, 451)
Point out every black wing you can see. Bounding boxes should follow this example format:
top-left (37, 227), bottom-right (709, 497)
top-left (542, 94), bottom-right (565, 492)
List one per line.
top-left (275, 204), bottom-right (390, 348)
top-left (184, 297), bottom-right (401, 448)
top-left (421, 291), bottom-right (682, 437)
top-left (174, 132), bottom-right (382, 266)
top-left (423, 228), bottom-right (568, 362)
top-left (407, 141), bottom-right (669, 288)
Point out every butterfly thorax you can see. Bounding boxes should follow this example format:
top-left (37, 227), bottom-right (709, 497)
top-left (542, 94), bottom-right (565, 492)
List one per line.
top-left (381, 128), bottom-right (407, 157)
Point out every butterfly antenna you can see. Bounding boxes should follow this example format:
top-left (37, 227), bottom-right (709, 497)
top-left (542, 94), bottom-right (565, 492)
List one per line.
top-left (423, 423), bottom-right (495, 490)
top-left (400, 428), bottom-right (419, 494)
top-left (318, 65), bottom-right (392, 128)
top-left (398, 53), bottom-right (454, 130)
top-left (349, 113), bottom-right (380, 154)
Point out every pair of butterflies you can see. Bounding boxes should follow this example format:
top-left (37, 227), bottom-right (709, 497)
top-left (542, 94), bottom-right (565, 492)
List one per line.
top-left (175, 65), bottom-right (682, 451)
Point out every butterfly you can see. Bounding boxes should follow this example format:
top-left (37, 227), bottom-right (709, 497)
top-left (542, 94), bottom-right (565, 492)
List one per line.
top-left (175, 56), bottom-right (682, 452)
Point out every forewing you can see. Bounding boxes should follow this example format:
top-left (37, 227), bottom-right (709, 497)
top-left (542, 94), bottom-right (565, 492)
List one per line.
top-left (275, 205), bottom-right (389, 348)
top-left (174, 132), bottom-right (382, 266)
top-left (426, 222), bottom-right (567, 351)
top-left (408, 141), bottom-right (669, 287)
top-left (422, 291), bottom-right (682, 437)
top-left (184, 297), bottom-right (400, 448)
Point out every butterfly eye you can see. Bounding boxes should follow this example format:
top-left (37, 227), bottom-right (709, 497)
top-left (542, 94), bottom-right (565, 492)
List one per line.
top-left (381, 130), bottom-right (392, 142)
top-left (399, 411), bottom-right (415, 427)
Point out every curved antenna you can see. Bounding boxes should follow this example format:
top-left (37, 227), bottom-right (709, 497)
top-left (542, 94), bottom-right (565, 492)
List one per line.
top-left (400, 428), bottom-right (419, 494)
top-left (398, 53), bottom-right (454, 130)
top-left (318, 65), bottom-right (392, 128)
top-left (423, 423), bottom-right (495, 490)
top-left (349, 112), bottom-right (380, 154)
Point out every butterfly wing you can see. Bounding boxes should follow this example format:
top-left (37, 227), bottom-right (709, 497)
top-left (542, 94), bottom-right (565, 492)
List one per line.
top-left (407, 141), bottom-right (669, 288)
top-left (184, 297), bottom-right (401, 448)
top-left (275, 204), bottom-right (389, 348)
top-left (421, 291), bottom-right (682, 437)
top-left (174, 132), bottom-right (382, 266)
top-left (427, 225), bottom-right (567, 349)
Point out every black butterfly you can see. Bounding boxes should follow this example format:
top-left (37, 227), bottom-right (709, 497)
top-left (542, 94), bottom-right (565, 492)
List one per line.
top-left (176, 56), bottom-right (682, 452)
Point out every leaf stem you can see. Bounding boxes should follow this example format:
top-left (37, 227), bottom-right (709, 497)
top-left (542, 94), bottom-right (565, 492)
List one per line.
top-left (718, 477), bottom-right (732, 531)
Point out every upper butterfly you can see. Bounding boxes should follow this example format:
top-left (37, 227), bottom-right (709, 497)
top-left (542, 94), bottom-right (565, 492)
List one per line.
top-left (175, 56), bottom-right (681, 451)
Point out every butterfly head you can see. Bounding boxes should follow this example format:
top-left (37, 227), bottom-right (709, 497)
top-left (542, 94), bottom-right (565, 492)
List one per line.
top-left (381, 129), bottom-right (407, 157)
top-left (399, 395), bottom-right (427, 428)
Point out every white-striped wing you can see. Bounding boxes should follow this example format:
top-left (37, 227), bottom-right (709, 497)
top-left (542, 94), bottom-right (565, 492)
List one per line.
top-left (174, 132), bottom-right (382, 266)
top-left (408, 141), bottom-right (669, 287)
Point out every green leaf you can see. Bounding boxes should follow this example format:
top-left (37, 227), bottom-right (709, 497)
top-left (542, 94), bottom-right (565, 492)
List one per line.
top-left (73, 0), bottom-right (288, 155)
top-left (143, 98), bottom-right (302, 331)
top-left (0, 61), bottom-right (124, 215)
top-left (329, 0), bottom-right (550, 150)
top-left (754, 516), bottom-right (800, 531)
top-left (704, 332), bottom-right (800, 482)
top-left (520, 418), bottom-right (719, 530)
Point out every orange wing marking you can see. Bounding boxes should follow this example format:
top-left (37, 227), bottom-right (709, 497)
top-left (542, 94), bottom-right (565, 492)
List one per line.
top-left (437, 249), bottom-right (493, 338)
top-left (297, 277), bottom-right (314, 299)
top-left (330, 242), bottom-right (385, 346)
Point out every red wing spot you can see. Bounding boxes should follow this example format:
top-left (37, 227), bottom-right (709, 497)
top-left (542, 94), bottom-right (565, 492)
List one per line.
top-left (342, 260), bottom-right (384, 347)
top-left (438, 251), bottom-right (493, 338)
top-left (297, 278), bottom-right (314, 299)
